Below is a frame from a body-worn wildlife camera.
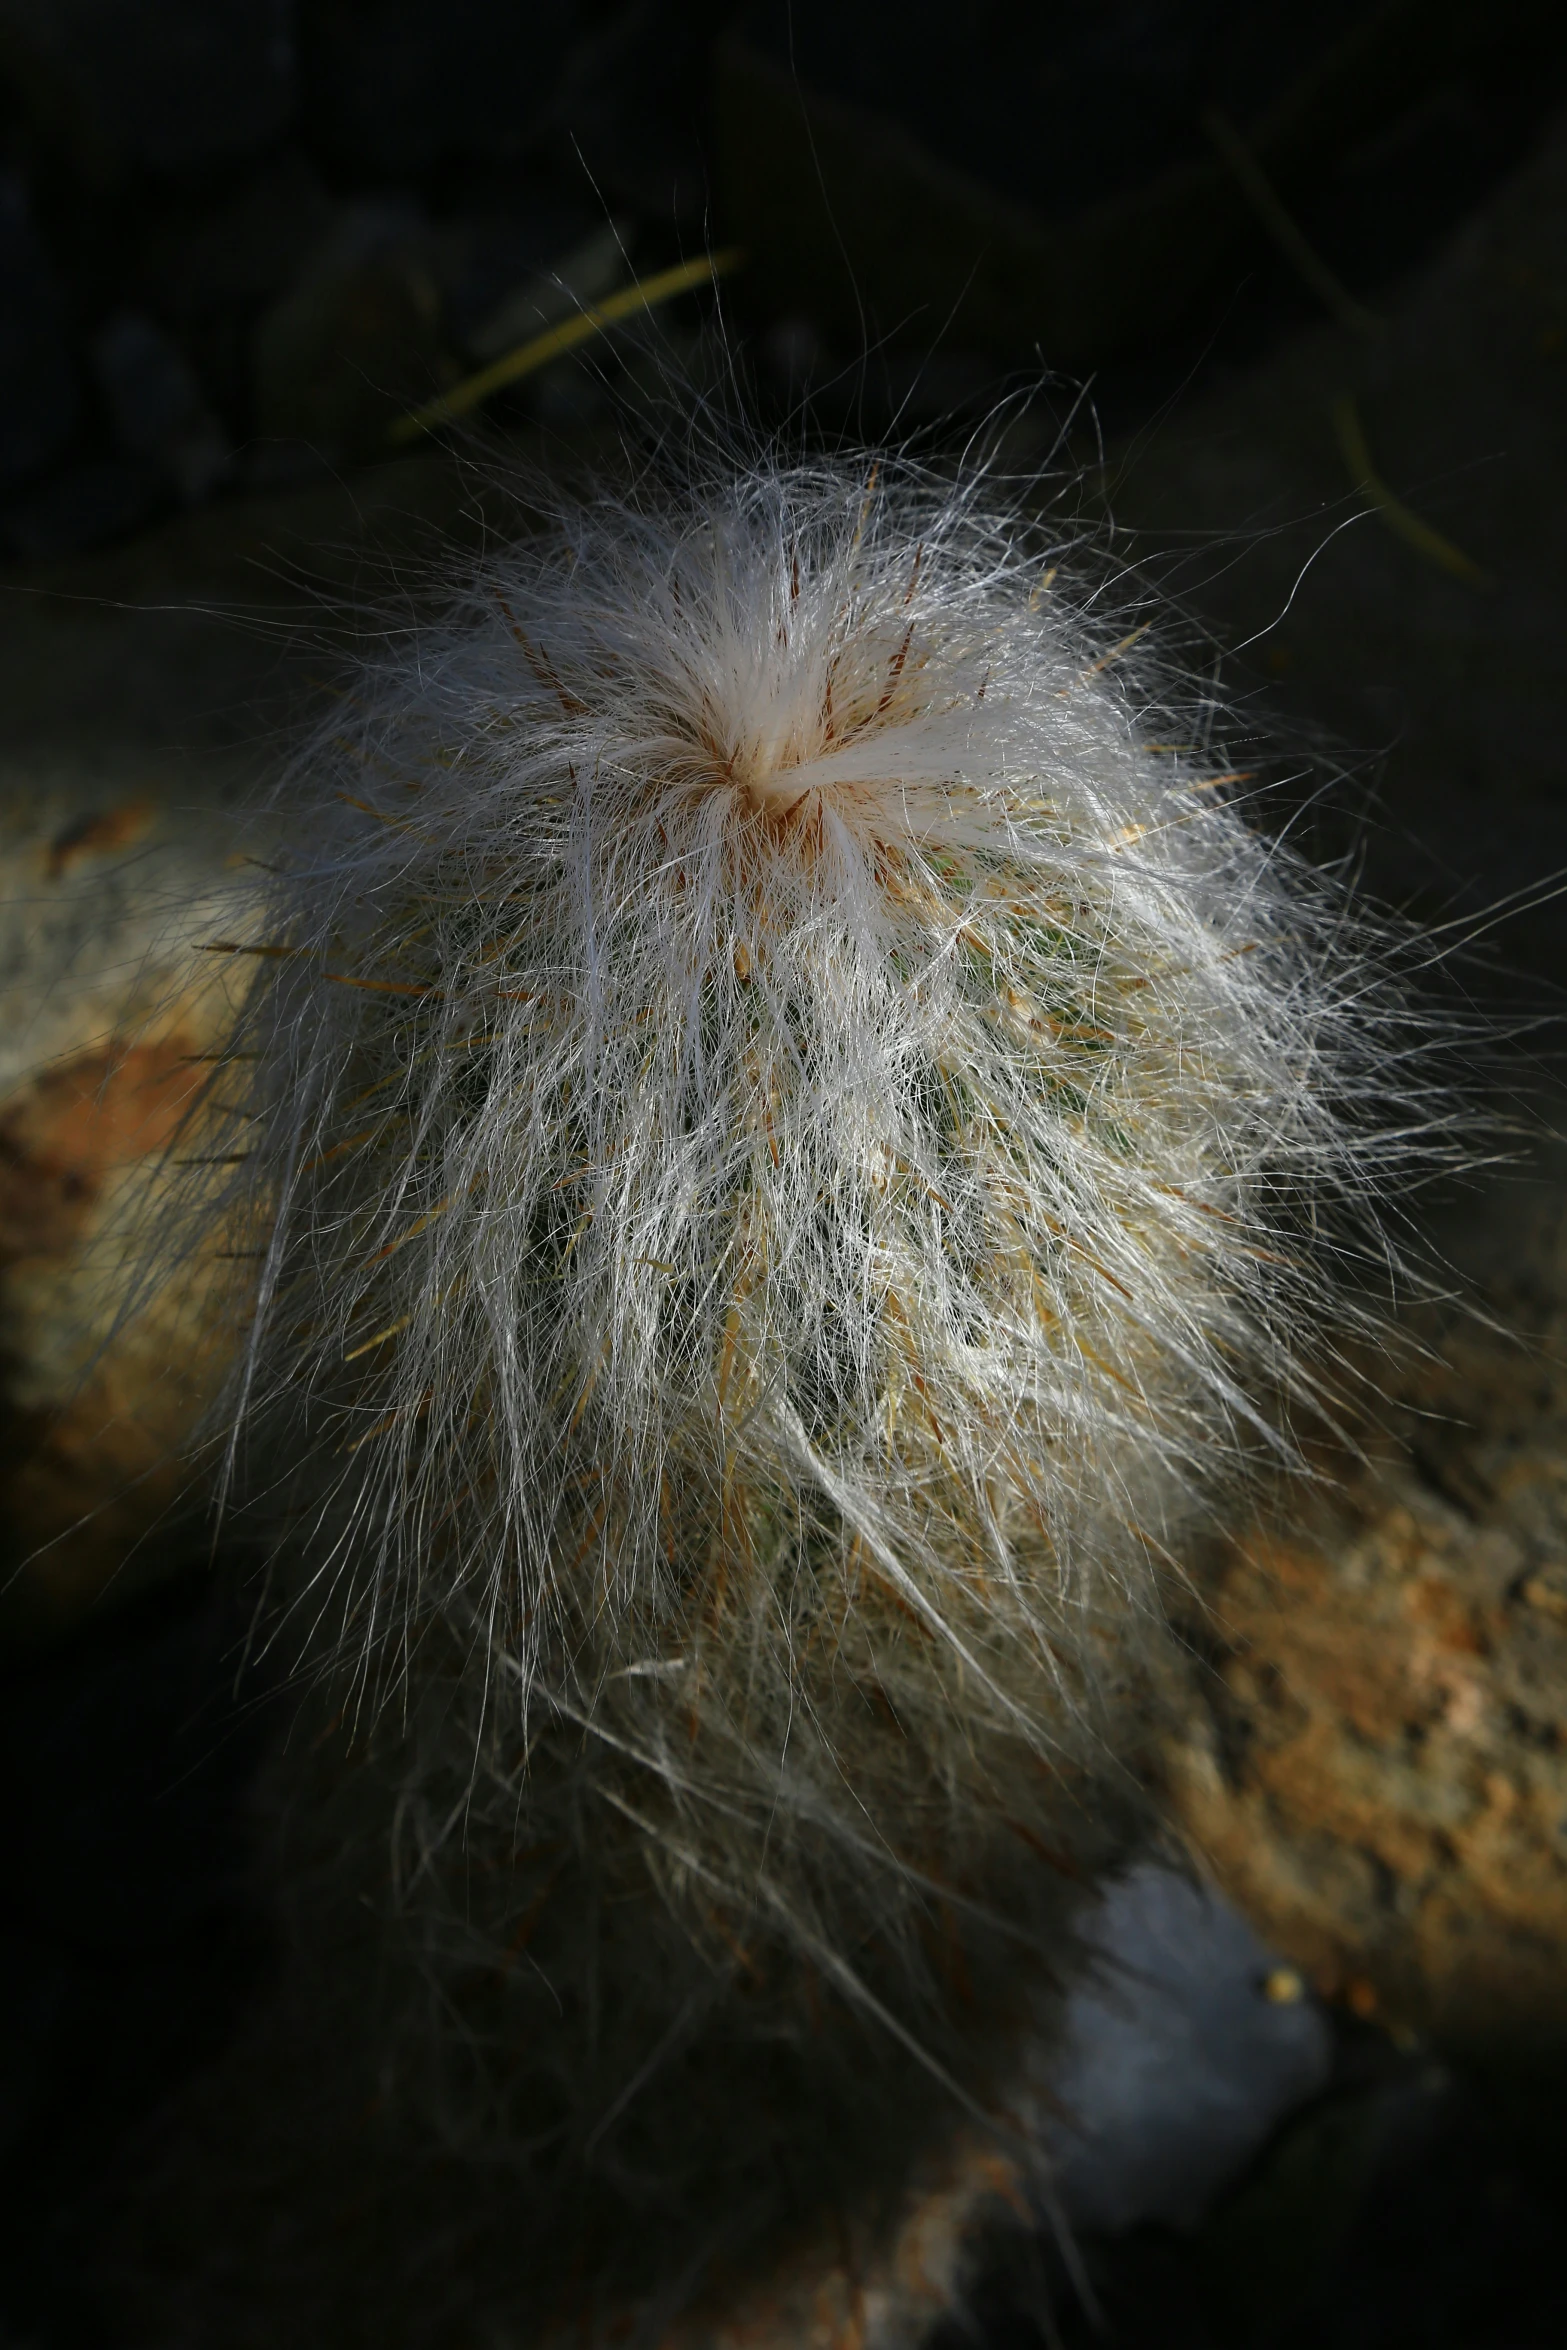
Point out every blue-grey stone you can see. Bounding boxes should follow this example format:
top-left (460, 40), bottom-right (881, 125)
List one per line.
top-left (1039, 1862), bottom-right (1334, 2234)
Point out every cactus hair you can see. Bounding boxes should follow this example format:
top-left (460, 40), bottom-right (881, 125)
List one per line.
top-left (163, 433), bottom-right (1446, 2293)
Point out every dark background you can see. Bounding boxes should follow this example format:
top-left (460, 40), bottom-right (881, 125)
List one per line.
top-left (4, 1), bottom-right (1567, 950)
top-left (3, 4), bottom-right (1567, 2343)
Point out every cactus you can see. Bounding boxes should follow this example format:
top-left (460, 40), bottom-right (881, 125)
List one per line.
top-left (158, 445), bottom-right (1439, 2326)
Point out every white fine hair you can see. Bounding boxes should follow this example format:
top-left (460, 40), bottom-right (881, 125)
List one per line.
top-left (178, 442), bottom-right (1439, 2113)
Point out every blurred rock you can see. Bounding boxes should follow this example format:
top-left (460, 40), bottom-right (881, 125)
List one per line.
top-left (0, 0), bottom-right (295, 178)
top-left (0, 782), bottom-right (244, 1642)
top-left (91, 312), bottom-right (231, 501)
top-left (0, 455), bottom-right (164, 557)
top-left (122, 155), bottom-right (334, 439)
top-left (134, 150), bottom-right (334, 332)
top-left (1167, 1150), bottom-right (1567, 2053)
top-left (427, 195), bottom-right (599, 354)
top-left (464, 216), bottom-right (630, 362)
top-left (0, 174), bottom-right (80, 490)
top-left (252, 201), bottom-right (446, 457)
top-left (300, 0), bottom-right (577, 175)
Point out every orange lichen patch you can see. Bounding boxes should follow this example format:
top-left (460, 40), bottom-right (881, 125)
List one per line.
top-left (1166, 1432), bottom-right (1567, 2050)
top-left (0, 1039), bottom-right (206, 1257)
top-left (0, 1033), bottom-right (242, 1646)
top-left (1403, 1568), bottom-right (1489, 1656)
top-left (44, 798), bottom-right (155, 878)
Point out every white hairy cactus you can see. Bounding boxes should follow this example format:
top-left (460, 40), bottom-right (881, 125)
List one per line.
top-left (173, 446), bottom-right (1432, 2248)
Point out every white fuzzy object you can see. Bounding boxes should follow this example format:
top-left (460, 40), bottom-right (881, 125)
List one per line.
top-left (186, 449), bottom-right (1418, 2078)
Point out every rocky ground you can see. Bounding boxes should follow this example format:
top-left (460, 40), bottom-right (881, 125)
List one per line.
top-left (1170, 1200), bottom-right (1567, 2058)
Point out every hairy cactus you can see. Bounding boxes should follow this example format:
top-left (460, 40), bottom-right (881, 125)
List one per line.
top-left (156, 444), bottom-right (1438, 2321)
